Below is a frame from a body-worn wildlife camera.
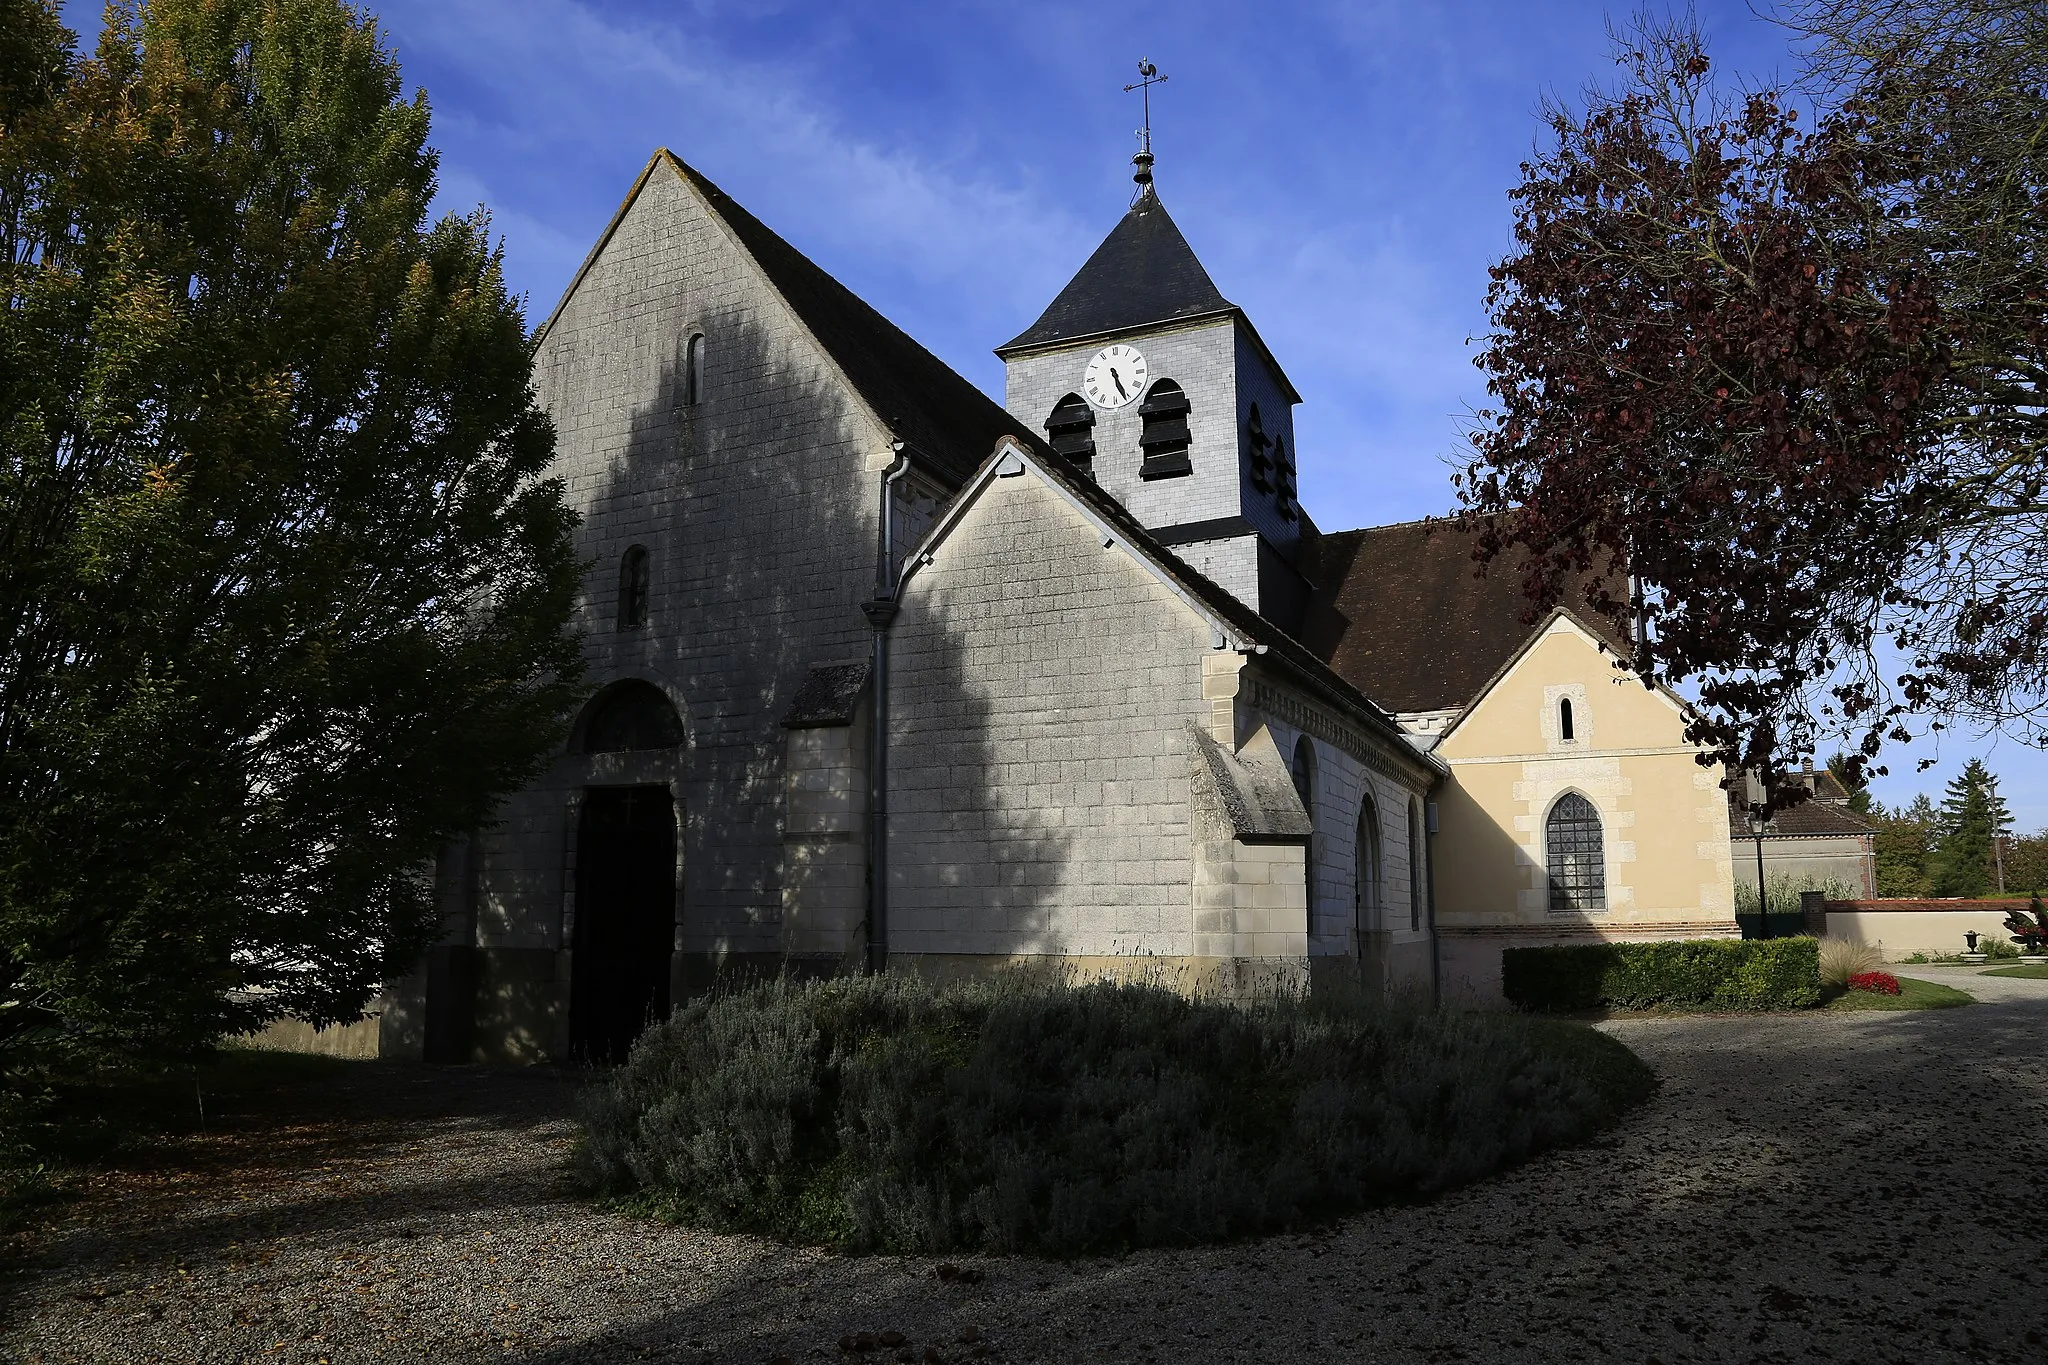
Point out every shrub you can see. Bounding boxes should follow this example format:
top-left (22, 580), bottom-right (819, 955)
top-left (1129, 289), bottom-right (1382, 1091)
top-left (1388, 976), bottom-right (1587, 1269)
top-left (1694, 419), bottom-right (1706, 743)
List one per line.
top-left (1846, 970), bottom-right (1902, 995)
top-left (1502, 938), bottom-right (1821, 1012)
top-left (1819, 937), bottom-right (1886, 987)
top-left (577, 975), bottom-right (1652, 1256)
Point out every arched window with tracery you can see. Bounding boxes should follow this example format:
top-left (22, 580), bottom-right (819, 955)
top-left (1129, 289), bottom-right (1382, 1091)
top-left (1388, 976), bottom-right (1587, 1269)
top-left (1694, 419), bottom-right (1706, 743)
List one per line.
top-left (1138, 379), bottom-right (1192, 480)
top-left (1045, 393), bottom-right (1097, 475)
top-left (618, 545), bottom-right (650, 629)
top-left (1546, 792), bottom-right (1606, 911)
top-left (1355, 793), bottom-right (1382, 949)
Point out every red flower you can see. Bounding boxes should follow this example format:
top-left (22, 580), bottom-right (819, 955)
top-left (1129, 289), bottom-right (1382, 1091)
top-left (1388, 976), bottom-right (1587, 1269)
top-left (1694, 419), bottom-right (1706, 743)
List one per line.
top-left (1847, 971), bottom-right (1902, 996)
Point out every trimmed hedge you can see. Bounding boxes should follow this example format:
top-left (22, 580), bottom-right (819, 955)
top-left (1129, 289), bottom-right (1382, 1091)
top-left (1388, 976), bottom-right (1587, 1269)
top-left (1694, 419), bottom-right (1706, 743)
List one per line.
top-left (578, 973), bottom-right (1653, 1255)
top-left (1502, 937), bottom-right (1821, 1012)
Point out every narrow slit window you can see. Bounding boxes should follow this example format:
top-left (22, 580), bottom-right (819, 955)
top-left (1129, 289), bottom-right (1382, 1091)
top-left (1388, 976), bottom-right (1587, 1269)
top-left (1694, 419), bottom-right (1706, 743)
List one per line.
top-left (1560, 697), bottom-right (1575, 742)
top-left (682, 332), bottom-right (705, 407)
top-left (618, 545), bottom-right (650, 629)
top-left (1045, 393), bottom-right (1097, 475)
top-left (1546, 793), bottom-right (1606, 911)
top-left (1138, 379), bottom-right (1192, 480)
top-left (1409, 800), bottom-right (1424, 932)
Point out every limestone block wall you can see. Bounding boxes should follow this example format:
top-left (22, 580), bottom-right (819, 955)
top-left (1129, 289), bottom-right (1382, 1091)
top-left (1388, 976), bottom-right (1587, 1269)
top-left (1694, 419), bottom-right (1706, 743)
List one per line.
top-left (885, 467), bottom-right (1216, 961)
top-left (1240, 675), bottom-right (1436, 997)
top-left (505, 160), bottom-right (904, 974)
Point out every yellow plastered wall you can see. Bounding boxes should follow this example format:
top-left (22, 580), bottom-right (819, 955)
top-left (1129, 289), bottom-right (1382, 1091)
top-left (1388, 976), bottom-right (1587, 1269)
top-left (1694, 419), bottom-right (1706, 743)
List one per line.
top-left (1432, 615), bottom-right (1737, 939)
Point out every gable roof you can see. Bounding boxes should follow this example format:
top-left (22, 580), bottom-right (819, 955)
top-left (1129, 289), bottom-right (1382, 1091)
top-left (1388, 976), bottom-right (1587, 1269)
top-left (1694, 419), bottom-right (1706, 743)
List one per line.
top-left (902, 437), bottom-right (1445, 783)
top-left (539, 150), bottom-right (1035, 488)
top-left (1303, 518), bottom-right (1630, 714)
top-left (997, 189), bottom-right (1234, 355)
top-left (1727, 786), bottom-right (1876, 838)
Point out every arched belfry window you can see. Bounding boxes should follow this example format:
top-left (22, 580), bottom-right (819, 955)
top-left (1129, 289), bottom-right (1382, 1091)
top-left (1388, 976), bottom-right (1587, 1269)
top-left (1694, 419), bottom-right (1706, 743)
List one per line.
top-left (1355, 793), bottom-right (1382, 948)
top-left (1559, 697), bottom-right (1576, 742)
top-left (581, 679), bottom-right (684, 753)
top-left (1246, 404), bottom-right (1274, 492)
top-left (682, 332), bottom-right (705, 407)
top-left (1292, 737), bottom-right (1316, 933)
top-left (618, 545), bottom-right (650, 629)
top-left (1045, 393), bottom-right (1097, 475)
top-left (1273, 437), bottom-right (1298, 520)
top-left (1546, 792), bottom-right (1606, 911)
top-left (1408, 799), bottom-right (1425, 932)
top-left (1138, 379), bottom-right (1192, 480)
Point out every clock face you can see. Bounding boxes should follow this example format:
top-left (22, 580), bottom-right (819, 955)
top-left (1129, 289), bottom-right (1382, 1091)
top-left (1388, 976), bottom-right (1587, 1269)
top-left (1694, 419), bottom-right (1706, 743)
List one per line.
top-left (1082, 344), bottom-right (1148, 410)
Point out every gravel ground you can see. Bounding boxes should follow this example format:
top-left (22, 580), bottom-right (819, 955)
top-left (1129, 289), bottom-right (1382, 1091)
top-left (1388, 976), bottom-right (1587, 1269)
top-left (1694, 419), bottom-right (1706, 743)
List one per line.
top-left (5, 968), bottom-right (2045, 1365)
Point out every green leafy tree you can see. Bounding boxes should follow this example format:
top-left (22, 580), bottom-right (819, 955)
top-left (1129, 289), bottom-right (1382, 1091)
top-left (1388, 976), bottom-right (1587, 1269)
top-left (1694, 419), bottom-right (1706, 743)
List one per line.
top-left (1826, 750), bottom-right (1875, 814)
top-left (0, 0), bottom-right (581, 1087)
top-left (1872, 794), bottom-right (1939, 897)
top-left (1930, 760), bottom-right (2011, 896)
top-left (2000, 831), bottom-right (2048, 899)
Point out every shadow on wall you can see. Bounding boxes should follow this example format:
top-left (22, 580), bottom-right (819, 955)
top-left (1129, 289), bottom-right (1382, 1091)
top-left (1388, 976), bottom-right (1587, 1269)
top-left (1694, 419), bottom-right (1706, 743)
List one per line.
top-left (559, 299), bottom-right (1042, 999)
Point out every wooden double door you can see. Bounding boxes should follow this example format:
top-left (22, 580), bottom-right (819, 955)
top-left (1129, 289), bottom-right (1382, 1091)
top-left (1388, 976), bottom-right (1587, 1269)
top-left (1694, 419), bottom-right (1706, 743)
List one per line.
top-left (570, 785), bottom-right (677, 1063)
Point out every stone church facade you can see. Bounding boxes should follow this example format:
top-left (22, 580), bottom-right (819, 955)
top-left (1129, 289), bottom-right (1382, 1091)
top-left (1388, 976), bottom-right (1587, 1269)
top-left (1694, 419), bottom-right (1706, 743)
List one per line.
top-left (328, 147), bottom-right (1735, 1063)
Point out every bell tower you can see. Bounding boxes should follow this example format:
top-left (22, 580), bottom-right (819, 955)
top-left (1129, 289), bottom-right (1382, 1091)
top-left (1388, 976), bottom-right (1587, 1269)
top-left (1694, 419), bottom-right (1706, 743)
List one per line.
top-left (995, 62), bottom-right (1309, 631)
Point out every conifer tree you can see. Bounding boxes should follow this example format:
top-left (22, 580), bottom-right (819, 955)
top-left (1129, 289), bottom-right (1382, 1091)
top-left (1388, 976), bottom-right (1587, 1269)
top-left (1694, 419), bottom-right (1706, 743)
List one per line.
top-left (0, 0), bottom-right (581, 1085)
top-left (1873, 793), bottom-right (1939, 897)
top-left (1931, 760), bottom-right (2011, 896)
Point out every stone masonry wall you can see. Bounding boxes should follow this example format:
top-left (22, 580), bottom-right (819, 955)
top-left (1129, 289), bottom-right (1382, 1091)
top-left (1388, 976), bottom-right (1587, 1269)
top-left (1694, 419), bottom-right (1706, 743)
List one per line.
top-left (475, 161), bottom-right (900, 1009)
top-left (886, 466), bottom-right (1217, 959)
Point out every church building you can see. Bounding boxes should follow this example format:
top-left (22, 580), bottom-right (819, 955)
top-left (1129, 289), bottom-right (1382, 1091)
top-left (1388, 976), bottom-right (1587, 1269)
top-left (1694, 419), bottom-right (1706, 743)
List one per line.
top-left (327, 138), bottom-right (1738, 1064)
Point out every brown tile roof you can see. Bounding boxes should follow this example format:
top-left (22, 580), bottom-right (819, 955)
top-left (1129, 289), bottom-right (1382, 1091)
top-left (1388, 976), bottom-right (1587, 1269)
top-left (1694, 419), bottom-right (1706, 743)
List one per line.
top-left (1301, 519), bottom-right (1629, 714)
top-left (1726, 788), bottom-right (1877, 838)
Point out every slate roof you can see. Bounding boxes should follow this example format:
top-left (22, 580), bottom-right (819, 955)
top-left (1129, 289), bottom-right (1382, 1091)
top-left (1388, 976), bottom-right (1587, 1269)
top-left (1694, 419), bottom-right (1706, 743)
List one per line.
top-left (543, 151), bottom-right (1036, 489)
top-left (998, 189), bottom-right (1235, 355)
top-left (780, 662), bottom-right (871, 728)
top-left (1301, 518), bottom-right (1630, 714)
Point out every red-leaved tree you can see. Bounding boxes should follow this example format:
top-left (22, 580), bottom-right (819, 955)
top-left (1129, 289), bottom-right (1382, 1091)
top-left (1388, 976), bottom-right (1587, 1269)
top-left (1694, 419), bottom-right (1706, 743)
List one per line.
top-left (1459, 3), bottom-right (2048, 804)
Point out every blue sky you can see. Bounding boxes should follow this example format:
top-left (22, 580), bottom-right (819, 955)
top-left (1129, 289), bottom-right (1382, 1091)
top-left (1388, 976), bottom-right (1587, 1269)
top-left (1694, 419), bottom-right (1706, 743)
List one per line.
top-left (60, 0), bottom-right (2048, 828)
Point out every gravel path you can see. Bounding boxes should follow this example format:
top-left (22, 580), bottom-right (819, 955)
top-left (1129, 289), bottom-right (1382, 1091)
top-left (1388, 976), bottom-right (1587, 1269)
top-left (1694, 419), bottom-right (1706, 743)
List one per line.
top-left (5, 971), bottom-right (2045, 1365)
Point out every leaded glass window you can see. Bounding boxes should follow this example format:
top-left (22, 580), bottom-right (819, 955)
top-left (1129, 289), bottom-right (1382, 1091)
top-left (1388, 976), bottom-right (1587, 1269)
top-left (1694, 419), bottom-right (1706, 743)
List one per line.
top-left (1546, 792), bottom-right (1605, 911)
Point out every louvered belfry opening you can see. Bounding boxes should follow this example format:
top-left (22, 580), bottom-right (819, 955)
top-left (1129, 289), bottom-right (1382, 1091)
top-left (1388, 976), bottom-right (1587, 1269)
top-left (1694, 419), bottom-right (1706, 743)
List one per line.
top-left (1045, 393), bottom-right (1097, 475)
top-left (1273, 437), bottom-right (1299, 520)
top-left (1138, 379), bottom-right (1192, 480)
top-left (1246, 404), bottom-right (1274, 493)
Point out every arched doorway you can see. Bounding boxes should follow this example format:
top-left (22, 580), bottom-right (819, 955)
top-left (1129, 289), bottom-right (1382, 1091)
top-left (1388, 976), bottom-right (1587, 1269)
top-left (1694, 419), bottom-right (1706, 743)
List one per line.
top-left (571, 680), bottom-right (684, 1062)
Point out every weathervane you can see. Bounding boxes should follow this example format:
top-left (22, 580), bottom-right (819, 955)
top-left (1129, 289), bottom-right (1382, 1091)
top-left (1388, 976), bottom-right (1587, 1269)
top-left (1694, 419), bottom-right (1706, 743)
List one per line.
top-left (1123, 58), bottom-right (1167, 202)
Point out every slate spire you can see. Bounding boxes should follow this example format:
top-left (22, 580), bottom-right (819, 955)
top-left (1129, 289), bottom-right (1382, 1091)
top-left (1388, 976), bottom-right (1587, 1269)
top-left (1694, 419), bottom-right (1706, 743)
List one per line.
top-left (996, 193), bottom-right (1235, 354)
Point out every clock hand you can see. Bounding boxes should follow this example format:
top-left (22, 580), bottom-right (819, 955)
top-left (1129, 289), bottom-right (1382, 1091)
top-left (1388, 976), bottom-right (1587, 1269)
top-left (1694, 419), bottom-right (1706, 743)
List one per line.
top-left (1111, 369), bottom-right (1127, 400)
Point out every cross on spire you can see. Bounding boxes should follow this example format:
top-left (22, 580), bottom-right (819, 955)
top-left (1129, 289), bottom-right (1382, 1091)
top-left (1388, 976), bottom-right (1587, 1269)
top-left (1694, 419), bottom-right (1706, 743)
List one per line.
top-left (1123, 58), bottom-right (1167, 202)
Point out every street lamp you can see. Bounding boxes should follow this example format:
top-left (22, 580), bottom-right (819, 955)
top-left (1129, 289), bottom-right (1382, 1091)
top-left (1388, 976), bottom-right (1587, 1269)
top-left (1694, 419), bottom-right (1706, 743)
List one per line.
top-left (1747, 806), bottom-right (1773, 940)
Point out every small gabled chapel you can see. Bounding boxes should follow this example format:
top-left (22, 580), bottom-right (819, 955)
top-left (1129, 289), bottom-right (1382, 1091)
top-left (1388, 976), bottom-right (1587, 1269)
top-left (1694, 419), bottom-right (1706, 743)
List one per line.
top-left (316, 129), bottom-right (1739, 1064)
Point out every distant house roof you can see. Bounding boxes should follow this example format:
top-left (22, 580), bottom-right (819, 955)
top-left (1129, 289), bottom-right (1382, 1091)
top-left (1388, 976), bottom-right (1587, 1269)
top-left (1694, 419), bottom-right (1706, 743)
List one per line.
top-left (541, 151), bottom-right (1036, 489)
top-left (997, 190), bottom-right (1234, 355)
top-left (1727, 787), bottom-right (1877, 839)
top-left (1302, 518), bottom-right (1629, 714)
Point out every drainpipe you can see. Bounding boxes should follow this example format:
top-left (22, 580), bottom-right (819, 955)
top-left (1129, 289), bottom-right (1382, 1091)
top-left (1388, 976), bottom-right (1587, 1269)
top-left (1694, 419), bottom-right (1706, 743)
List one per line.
top-left (861, 442), bottom-right (914, 974)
